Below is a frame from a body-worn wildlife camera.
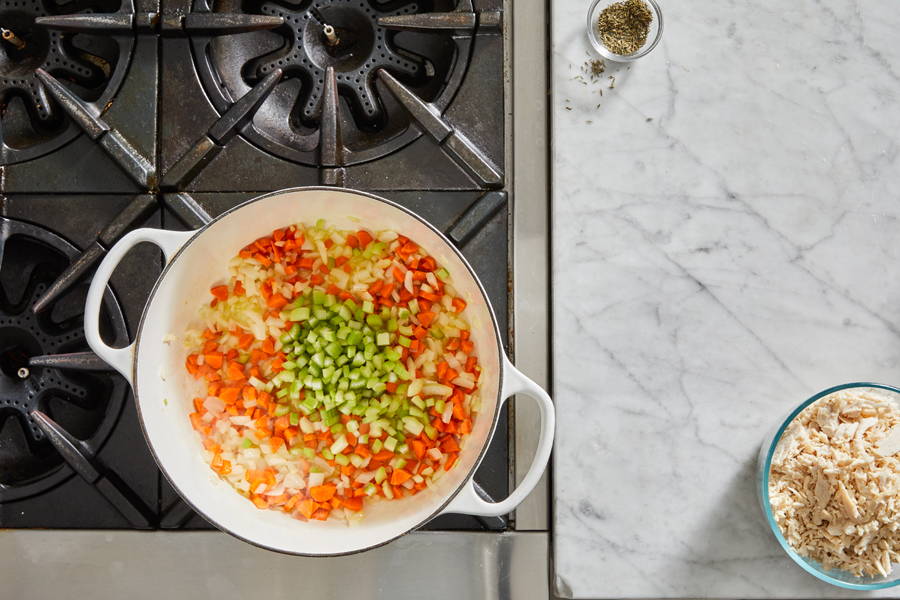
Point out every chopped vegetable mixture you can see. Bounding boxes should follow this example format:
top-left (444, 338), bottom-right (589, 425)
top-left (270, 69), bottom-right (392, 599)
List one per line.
top-left (183, 220), bottom-right (480, 523)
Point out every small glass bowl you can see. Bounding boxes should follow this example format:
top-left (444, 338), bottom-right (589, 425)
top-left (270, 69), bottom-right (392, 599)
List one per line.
top-left (757, 382), bottom-right (900, 590)
top-left (586, 0), bottom-right (663, 62)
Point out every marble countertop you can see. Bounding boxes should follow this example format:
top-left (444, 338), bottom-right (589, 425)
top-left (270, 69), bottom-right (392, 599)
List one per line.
top-left (550, 0), bottom-right (900, 597)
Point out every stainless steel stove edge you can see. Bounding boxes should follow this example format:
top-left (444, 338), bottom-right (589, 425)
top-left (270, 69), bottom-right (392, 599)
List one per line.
top-left (0, 530), bottom-right (549, 599)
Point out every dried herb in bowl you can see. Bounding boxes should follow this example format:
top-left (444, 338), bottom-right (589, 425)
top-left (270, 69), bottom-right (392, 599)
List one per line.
top-left (597, 0), bottom-right (653, 56)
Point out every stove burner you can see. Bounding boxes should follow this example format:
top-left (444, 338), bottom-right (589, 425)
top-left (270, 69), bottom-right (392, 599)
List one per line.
top-left (0, 217), bottom-right (127, 501)
top-left (190, 0), bottom-right (472, 166)
top-left (0, 0), bottom-right (135, 165)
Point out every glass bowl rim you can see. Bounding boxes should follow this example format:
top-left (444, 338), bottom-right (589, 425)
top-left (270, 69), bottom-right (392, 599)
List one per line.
top-left (585, 0), bottom-right (664, 62)
top-left (760, 381), bottom-right (900, 590)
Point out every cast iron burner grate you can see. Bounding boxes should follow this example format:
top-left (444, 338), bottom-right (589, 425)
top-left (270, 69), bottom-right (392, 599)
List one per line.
top-left (0, 0), bottom-right (135, 164)
top-left (191, 0), bottom-right (472, 165)
top-left (0, 217), bottom-right (127, 501)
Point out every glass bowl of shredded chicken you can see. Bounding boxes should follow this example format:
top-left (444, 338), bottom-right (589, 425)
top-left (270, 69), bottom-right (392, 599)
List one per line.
top-left (758, 383), bottom-right (900, 590)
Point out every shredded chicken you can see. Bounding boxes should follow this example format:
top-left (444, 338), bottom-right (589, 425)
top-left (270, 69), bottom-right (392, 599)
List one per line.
top-left (769, 388), bottom-right (900, 577)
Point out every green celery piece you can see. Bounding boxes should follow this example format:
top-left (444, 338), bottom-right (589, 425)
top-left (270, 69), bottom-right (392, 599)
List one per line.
top-left (376, 332), bottom-right (390, 346)
top-left (302, 447), bottom-right (315, 459)
top-left (241, 438), bottom-right (254, 449)
top-left (289, 412), bottom-right (300, 426)
top-left (366, 314), bottom-right (383, 328)
top-left (314, 307), bottom-right (328, 320)
top-left (398, 336), bottom-right (411, 348)
top-left (374, 466), bottom-right (388, 484)
top-left (338, 305), bottom-right (353, 321)
top-left (362, 300), bottom-right (375, 314)
top-left (334, 453), bottom-right (350, 466)
top-left (324, 294), bottom-right (337, 308)
top-left (274, 404), bottom-right (290, 417)
top-left (289, 306), bottom-right (310, 322)
top-left (313, 290), bottom-right (326, 305)
top-left (436, 267), bottom-right (450, 281)
top-left (387, 318), bottom-right (398, 332)
top-left (398, 325), bottom-right (413, 336)
top-left (325, 341), bottom-right (342, 359)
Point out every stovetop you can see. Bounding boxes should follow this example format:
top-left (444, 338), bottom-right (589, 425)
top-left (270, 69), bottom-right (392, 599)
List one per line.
top-left (0, 0), bottom-right (512, 531)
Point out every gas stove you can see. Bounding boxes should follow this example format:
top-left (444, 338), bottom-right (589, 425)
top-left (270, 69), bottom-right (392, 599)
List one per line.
top-left (0, 0), bottom-right (549, 595)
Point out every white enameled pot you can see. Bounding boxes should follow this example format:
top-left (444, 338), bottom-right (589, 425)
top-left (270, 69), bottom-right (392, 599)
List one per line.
top-left (84, 187), bottom-right (555, 556)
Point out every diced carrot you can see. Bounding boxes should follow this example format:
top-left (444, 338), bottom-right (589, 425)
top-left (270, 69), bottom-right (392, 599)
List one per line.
top-left (312, 508), bottom-right (331, 521)
top-left (356, 230), bottom-right (373, 247)
top-left (417, 311), bottom-right (436, 327)
top-left (237, 333), bottom-right (254, 349)
top-left (297, 499), bottom-right (317, 519)
top-left (251, 495), bottom-right (269, 509)
top-left (440, 437), bottom-right (460, 453)
top-left (444, 453), bottom-right (459, 471)
top-left (346, 234), bottom-right (359, 248)
top-left (342, 497), bottom-right (364, 511)
top-left (261, 338), bottom-right (275, 354)
top-left (267, 293), bottom-right (289, 309)
top-left (233, 280), bottom-right (245, 296)
top-left (410, 439), bottom-right (426, 460)
top-left (309, 485), bottom-right (337, 502)
top-left (226, 361), bottom-right (246, 381)
top-left (219, 387), bottom-right (240, 405)
top-left (373, 450), bottom-right (394, 462)
top-left (452, 297), bottom-right (467, 313)
top-left (210, 285), bottom-right (229, 301)
top-left (204, 352), bottom-right (223, 369)
top-left (389, 469), bottom-right (412, 486)
top-left (189, 412), bottom-right (205, 431)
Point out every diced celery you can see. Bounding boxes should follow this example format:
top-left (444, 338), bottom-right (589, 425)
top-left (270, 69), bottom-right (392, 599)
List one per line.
top-left (334, 453), bottom-right (350, 466)
top-left (290, 306), bottom-right (310, 322)
top-left (375, 466), bottom-right (388, 484)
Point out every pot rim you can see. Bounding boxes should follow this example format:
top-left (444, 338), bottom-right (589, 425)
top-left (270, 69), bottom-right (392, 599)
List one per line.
top-left (131, 186), bottom-right (508, 556)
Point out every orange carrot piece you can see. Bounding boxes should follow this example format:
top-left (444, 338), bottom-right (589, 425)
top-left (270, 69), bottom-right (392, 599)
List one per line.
top-left (219, 387), bottom-right (240, 405)
top-left (410, 439), bottom-right (426, 460)
top-left (309, 485), bottom-right (337, 502)
top-left (210, 285), bottom-right (229, 301)
top-left (389, 468), bottom-right (412, 486)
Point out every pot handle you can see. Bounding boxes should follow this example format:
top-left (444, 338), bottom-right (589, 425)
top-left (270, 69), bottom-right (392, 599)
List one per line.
top-left (439, 356), bottom-right (555, 517)
top-left (84, 228), bottom-right (196, 385)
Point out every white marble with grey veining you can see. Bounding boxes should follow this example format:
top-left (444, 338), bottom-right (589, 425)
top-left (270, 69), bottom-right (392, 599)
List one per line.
top-left (551, 0), bottom-right (900, 597)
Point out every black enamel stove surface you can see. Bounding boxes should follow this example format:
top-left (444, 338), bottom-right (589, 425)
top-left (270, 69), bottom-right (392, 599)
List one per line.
top-left (0, 0), bottom-right (509, 531)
